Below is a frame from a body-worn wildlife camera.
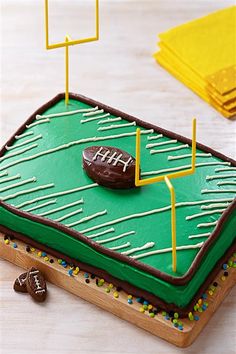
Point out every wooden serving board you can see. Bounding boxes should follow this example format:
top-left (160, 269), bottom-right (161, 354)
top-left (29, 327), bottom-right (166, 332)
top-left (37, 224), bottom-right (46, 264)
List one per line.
top-left (0, 233), bottom-right (235, 348)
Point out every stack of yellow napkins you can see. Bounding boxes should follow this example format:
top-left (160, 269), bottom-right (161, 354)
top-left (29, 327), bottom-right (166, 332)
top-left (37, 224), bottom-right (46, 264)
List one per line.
top-left (154, 6), bottom-right (236, 118)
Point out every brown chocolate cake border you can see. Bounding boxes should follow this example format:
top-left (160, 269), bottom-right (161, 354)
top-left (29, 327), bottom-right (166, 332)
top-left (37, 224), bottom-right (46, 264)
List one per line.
top-left (0, 224), bottom-right (235, 317)
top-left (0, 92), bottom-right (236, 288)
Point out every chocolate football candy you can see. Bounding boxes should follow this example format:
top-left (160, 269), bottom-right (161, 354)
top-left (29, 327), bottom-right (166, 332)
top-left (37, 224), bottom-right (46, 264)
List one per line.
top-left (13, 272), bottom-right (28, 293)
top-left (26, 267), bottom-right (47, 302)
top-left (83, 146), bottom-right (137, 189)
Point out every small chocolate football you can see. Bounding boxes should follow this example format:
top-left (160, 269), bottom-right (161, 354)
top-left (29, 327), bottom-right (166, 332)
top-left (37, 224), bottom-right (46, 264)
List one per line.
top-left (26, 267), bottom-right (47, 302)
top-left (83, 146), bottom-right (137, 189)
top-left (13, 272), bottom-right (28, 293)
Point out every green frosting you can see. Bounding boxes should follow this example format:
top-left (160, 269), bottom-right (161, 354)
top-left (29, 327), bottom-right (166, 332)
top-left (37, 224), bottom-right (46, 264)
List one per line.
top-left (0, 204), bottom-right (235, 307)
top-left (0, 96), bottom-right (235, 308)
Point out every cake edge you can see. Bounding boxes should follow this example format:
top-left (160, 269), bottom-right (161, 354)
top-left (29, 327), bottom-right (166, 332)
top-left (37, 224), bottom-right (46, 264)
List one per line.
top-left (0, 223), bottom-right (235, 317)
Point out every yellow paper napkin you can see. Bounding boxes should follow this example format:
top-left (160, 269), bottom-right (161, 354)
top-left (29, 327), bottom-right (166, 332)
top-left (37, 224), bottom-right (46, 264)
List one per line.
top-left (154, 6), bottom-right (236, 118)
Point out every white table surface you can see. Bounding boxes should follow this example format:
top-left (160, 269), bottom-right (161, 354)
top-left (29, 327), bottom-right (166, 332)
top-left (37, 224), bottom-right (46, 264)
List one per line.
top-left (0, 1), bottom-right (235, 353)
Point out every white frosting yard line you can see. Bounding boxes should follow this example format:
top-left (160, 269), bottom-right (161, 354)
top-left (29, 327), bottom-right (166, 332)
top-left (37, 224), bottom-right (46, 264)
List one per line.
top-left (5, 135), bottom-right (42, 151)
top-left (161, 198), bottom-right (232, 207)
top-left (121, 242), bottom-right (155, 255)
top-left (80, 206), bottom-right (172, 234)
top-left (215, 167), bottom-right (236, 172)
top-left (150, 144), bottom-right (189, 155)
top-left (109, 242), bottom-right (131, 251)
top-left (24, 199), bottom-right (57, 212)
top-left (195, 162), bottom-right (231, 167)
top-left (146, 140), bottom-right (177, 149)
top-left (15, 184), bottom-right (97, 209)
top-left (83, 109), bottom-right (104, 117)
top-left (186, 209), bottom-right (225, 220)
top-left (197, 198), bottom-right (234, 204)
top-left (36, 106), bottom-right (98, 120)
top-left (98, 122), bottom-right (136, 131)
top-left (197, 221), bottom-right (218, 228)
top-left (80, 198), bottom-right (234, 234)
top-left (131, 243), bottom-right (203, 260)
top-left (0, 130), bottom-right (153, 172)
top-left (97, 117), bottom-right (122, 125)
top-left (206, 174), bottom-right (236, 181)
top-left (26, 119), bottom-right (50, 129)
top-left (37, 198), bottom-right (84, 217)
top-left (217, 181), bottom-right (236, 186)
top-left (201, 189), bottom-right (236, 194)
top-left (0, 171), bottom-right (8, 178)
top-left (54, 208), bottom-right (83, 222)
top-left (168, 153), bottom-right (212, 161)
top-left (66, 210), bottom-right (107, 228)
top-left (96, 231), bottom-right (135, 244)
top-left (141, 162), bottom-right (231, 176)
top-left (147, 134), bottom-right (163, 140)
top-left (188, 233), bottom-right (211, 239)
top-left (0, 174), bottom-right (21, 184)
top-left (0, 144), bottom-right (38, 162)
top-left (201, 203), bottom-right (230, 210)
top-left (86, 227), bottom-right (115, 239)
top-left (0, 177), bottom-right (36, 193)
top-left (81, 113), bottom-right (110, 123)
top-left (1, 183), bottom-right (55, 202)
top-left (15, 131), bottom-right (34, 140)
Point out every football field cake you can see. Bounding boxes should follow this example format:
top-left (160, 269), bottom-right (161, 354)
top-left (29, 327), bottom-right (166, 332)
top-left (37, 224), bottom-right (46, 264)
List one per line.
top-left (0, 93), bottom-right (235, 316)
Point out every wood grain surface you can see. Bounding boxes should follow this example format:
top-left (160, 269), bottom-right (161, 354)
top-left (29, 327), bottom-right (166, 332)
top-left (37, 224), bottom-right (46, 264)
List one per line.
top-left (0, 1), bottom-right (235, 353)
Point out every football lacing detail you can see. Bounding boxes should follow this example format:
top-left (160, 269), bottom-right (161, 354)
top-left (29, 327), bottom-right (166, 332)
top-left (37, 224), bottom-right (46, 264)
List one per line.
top-left (92, 147), bottom-right (132, 172)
